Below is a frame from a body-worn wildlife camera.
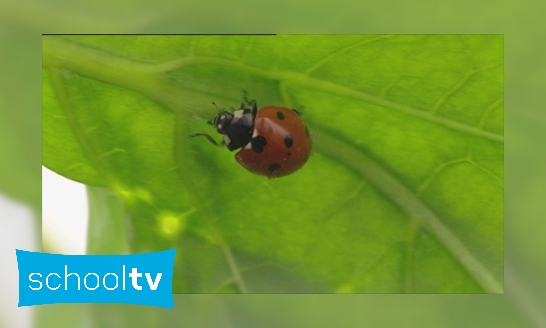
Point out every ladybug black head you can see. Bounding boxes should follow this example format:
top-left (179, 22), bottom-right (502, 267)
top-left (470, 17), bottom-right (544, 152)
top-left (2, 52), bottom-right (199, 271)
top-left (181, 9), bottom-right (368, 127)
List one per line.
top-left (212, 111), bottom-right (234, 135)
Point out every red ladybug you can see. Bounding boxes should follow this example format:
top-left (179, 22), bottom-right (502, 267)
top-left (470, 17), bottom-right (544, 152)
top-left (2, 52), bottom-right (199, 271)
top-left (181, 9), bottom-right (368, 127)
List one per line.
top-left (193, 98), bottom-right (312, 178)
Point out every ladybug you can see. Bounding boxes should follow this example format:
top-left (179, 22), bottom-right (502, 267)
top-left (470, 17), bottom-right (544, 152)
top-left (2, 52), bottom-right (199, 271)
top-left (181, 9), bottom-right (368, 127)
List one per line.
top-left (193, 98), bottom-right (312, 178)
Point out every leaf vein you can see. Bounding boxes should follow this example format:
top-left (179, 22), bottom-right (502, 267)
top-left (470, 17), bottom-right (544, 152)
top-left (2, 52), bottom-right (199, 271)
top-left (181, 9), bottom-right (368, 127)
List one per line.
top-left (313, 130), bottom-right (503, 293)
top-left (43, 37), bottom-right (504, 143)
top-left (478, 97), bottom-right (503, 129)
top-left (304, 35), bottom-right (394, 75)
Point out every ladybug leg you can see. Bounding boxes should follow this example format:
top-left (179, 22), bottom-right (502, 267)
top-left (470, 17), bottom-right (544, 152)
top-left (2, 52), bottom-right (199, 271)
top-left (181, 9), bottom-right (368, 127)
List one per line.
top-left (242, 89), bottom-right (252, 103)
top-left (242, 90), bottom-right (257, 108)
top-left (243, 96), bottom-right (256, 107)
top-left (250, 99), bottom-right (257, 119)
top-left (190, 132), bottom-right (222, 147)
top-left (292, 105), bottom-right (305, 116)
top-left (239, 92), bottom-right (258, 119)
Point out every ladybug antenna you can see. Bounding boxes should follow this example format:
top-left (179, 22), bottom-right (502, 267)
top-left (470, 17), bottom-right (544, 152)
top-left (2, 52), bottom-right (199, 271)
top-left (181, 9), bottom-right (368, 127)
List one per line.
top-left (211, 101), bottom-right (220, 113)
top-left (206, 102), bottom-right (222, 125)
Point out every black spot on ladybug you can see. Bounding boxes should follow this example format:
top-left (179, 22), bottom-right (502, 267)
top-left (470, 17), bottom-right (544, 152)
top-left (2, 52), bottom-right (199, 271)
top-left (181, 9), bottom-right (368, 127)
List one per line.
top-left (284, 134), bottom-right (293, 148)
top-left (268, 163), bottom-right (281, 172)
top-left (305, 126), bottom-right (310, 137)
top-left (251, 136), bottom-right (267, 153)
top-left (276, 111), bottom-right (285, 120)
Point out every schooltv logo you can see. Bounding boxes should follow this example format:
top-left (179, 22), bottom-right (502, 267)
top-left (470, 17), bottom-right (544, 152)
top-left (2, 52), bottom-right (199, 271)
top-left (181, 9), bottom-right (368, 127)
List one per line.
top-left (16, 249), bottom-right (176, 308)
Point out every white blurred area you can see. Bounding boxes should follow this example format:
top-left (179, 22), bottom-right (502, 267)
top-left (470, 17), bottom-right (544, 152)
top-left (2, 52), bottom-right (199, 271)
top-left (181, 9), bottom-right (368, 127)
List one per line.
top-left (41, 167), bottom-right (88, 254)
top-left (0, 168), bottom-right (88, 328)
top-left (0, 194), bottom-right (36, 328)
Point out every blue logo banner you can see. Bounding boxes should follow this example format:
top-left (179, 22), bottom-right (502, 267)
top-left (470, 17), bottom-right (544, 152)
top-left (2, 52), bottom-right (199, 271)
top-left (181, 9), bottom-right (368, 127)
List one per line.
top-left (16, 249), bottom-right (176, 308)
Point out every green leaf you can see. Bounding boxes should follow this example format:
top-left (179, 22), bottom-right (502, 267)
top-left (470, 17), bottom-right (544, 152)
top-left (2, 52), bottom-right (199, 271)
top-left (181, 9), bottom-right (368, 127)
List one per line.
top-left (0, 33), bottom-right (42, 211)
top-left (86, 186), bottom-right (130, 254)
top-left (42, 35), bottom-right (503, 293)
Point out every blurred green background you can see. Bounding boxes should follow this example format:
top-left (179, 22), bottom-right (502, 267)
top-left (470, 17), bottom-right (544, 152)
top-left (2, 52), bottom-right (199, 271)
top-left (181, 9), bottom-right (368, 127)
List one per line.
top-left (1, 0), bottom-right (544, 327)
